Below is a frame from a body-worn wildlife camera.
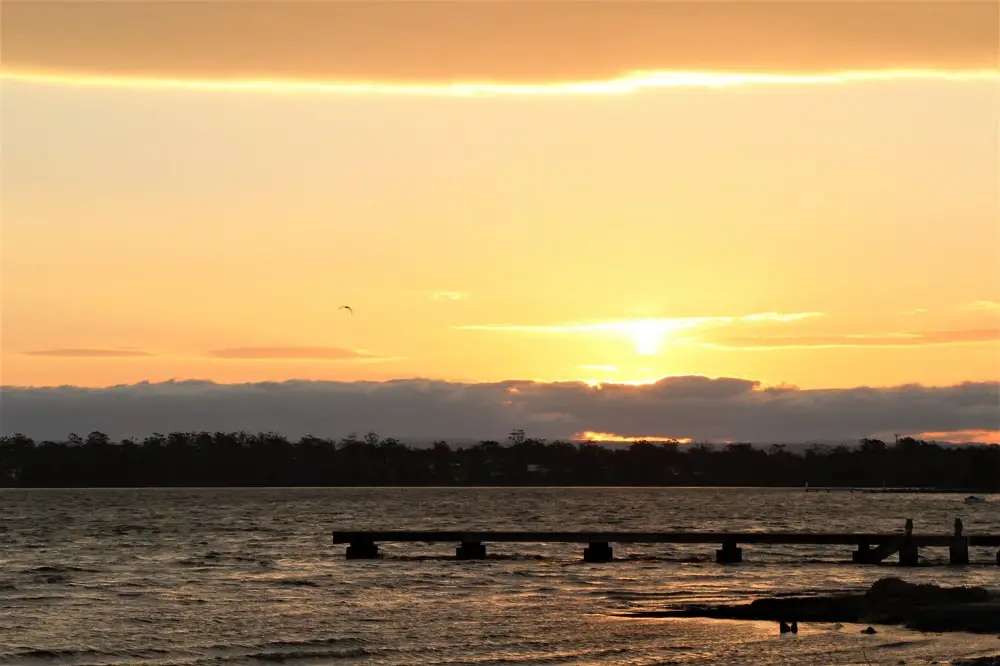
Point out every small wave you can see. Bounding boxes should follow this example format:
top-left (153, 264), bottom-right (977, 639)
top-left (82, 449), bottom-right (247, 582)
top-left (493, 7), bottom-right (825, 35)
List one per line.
top-left (245, 647), bottom-right (371, 662)
top-left (3, 647), bottom-right (174, 662)
top-left (25, 565), bottom-right (97, 574)
top-left (274, 579), bottom-right (320, 588)
top-left (4, 594), bottom-right (69, 602)
top-left (263, 639), bottom-right (362, 650)
top-left (873, 640), bottom-right (922, 650)
top-left (111, 523), bottom-right (150, 534)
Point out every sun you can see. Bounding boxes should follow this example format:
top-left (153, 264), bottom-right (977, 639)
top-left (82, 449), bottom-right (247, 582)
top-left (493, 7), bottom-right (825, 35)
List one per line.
top-left (620, 319), bottom-right (697, 356)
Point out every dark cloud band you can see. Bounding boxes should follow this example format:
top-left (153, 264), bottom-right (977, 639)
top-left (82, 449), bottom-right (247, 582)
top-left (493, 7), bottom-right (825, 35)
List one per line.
top-left (2, 376), bottom-right (997, 443)
top-left (4, 2), bottom-right (997, 84)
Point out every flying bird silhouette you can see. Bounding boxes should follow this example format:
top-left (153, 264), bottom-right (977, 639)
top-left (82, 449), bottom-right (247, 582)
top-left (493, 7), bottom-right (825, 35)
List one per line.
top-left (339, 305), bottom-right (354, 315)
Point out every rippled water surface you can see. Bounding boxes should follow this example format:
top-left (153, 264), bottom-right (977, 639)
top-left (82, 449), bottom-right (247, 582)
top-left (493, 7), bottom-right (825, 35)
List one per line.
top-left (1, 487), bottom-right (998, 665)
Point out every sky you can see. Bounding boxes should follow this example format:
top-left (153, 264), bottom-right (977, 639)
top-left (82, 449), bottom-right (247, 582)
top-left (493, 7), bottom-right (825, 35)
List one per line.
top-left (2, 1), bottom-right (999, 442)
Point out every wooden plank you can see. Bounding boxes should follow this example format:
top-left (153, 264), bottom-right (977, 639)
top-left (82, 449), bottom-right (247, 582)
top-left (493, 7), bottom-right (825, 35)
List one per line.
top-left (331, 530), bottom-right (997, 547)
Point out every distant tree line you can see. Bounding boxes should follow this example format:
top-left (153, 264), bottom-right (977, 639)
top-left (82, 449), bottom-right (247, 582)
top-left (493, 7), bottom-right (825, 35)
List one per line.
top-left (0, 430), bottom-right (997, 490)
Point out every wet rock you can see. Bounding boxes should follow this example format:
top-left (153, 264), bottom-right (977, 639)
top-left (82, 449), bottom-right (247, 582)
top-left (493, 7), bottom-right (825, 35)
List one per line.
top-left (629, 578), bottom-right (999, 634)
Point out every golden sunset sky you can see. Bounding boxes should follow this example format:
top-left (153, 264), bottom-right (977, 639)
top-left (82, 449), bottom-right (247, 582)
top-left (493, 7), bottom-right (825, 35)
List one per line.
top-left (1, 1), bottom-right (999, 442)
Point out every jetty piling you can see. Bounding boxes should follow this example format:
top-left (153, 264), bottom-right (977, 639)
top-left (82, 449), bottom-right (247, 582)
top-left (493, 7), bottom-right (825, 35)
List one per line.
top-left (456, 541), bottom-right (486, 560)
top-left (716, 539), bottom-right (742, 564)
top-left (333, 523), bottom-right (1000, 566)
top-left (583, 541), bottom-right (614, 563)
top-left (345, 538), bottom-right (379, 559)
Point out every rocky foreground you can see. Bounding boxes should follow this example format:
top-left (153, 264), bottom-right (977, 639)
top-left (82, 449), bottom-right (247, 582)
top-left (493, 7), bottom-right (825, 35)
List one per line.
top-left (629, 577), bottom-right (1000, 634)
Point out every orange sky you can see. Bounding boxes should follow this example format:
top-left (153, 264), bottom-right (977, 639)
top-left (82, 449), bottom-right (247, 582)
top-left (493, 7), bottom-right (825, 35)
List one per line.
top-left (2, 1), bottom-right (999, 396)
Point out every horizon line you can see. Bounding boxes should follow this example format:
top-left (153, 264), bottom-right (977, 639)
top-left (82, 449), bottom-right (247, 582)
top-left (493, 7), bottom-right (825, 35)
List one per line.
top-left (3, 68), bottom-right (999, 96)
top-left (2, 376), bottom-right (998, 392)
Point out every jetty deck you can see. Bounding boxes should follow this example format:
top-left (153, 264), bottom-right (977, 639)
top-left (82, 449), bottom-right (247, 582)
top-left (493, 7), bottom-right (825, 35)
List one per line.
top-left (332, 529), bottom-right (1000, 566)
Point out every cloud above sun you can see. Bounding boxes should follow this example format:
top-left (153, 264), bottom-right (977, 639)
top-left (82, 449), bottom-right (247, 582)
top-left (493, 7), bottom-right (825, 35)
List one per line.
top-left (453, 310), bottom-right (1000, 356)
top-left (3, 1), bottom-right (997, 92)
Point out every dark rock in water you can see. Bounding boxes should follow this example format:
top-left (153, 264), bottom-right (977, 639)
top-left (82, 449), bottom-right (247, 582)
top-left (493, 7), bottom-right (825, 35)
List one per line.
top-left (861, 626), bottom-right (877, 634)
top-left (952, 657), bottom-right (1000, 666)
top-left (863, 578), bottom-right (996, 632)
top-left (867, 577), bottom-right (990, 609)
top-left (628, 577), bottom-right (999, 634)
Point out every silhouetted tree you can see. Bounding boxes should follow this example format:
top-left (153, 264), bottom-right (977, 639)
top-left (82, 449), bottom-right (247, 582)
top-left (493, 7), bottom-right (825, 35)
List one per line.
top-left (0, 431), bottom-right (996, 490)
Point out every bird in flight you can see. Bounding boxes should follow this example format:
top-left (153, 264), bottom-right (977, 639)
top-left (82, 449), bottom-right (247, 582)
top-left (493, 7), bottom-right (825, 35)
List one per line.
top-left (339, 305), bottom-right (354, 315)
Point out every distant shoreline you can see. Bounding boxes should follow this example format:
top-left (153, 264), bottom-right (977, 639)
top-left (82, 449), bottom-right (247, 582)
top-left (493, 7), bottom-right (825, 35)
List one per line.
top-left (3, 431), bottom-right (997, 490)
top-left (1, 484), bottom-right (995, 492)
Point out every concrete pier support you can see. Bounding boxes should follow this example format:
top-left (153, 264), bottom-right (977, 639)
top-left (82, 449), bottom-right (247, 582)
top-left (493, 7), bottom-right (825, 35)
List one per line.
top-left (996, 550), bottom-right (999, 567)
top-left (583, 541), bottom-right (613, 562)
top-left (898, 540), bottom-right (919, 566)
top-left (456, 541), bottom-right (487, 560)
top-left (949, 537), bottom-right (970, 565)
top-left (898, 518), bottom-right (918, 566)
top-left (716, 540), bottom-right (742, 564)
top-left (346, 540), bottom-right (379, 559)
top-left (852, 543), bottom-right (877, 564)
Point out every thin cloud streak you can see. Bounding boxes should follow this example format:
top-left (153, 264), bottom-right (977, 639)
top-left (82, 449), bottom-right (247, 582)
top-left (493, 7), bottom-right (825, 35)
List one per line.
top-left (707, 328), bottom-right (1000, 350)
top-left (2, 376), bottom-right (997, 444)
top-left (5, 69), bottom-right (998, 98)
top-left (205, 347), bottom-right (402, 362)
top-left (455, 312), bottom-right (822, 333)
top-left (22, 348), bottom-right (155, 358)
top-left (4, 1), bottom-right (997, 86)
top-left (431, 291), bottom-right (470, 302)
top-left (960, 300), bottom-right (1000, 312)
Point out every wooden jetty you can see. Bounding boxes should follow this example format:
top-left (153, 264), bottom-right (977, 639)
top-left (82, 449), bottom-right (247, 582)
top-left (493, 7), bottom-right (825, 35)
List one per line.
top-left (332, 523), bottom-right (1000, 566)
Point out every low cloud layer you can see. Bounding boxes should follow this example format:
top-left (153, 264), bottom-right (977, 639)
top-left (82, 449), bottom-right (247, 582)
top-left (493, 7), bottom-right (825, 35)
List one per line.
top-left (4, 2), bottom-right (996, 85)
top-left (2, 376), bottom-right (997, 444)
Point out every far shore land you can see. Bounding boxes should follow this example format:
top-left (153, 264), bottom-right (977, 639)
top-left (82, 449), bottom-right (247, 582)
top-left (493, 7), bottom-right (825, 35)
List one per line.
top-left (625, 578), bottom-right (1000, 636)
top-left (1, 431), bottom-right (998, 490)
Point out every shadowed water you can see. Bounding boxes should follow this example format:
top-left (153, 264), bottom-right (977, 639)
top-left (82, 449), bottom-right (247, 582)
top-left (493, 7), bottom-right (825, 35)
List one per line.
top-left (1, 487), bottom-right (997, 665)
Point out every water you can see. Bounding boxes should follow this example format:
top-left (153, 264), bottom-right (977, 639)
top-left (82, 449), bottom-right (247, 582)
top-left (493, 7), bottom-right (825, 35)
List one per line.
top-left (1, 487), bottom-right (998, 666)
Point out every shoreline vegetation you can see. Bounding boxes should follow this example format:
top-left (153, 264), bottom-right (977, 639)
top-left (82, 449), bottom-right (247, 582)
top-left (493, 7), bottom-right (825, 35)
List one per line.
top-left (626, 578), bottom-right (1000, 635)
top-left (1, 431), bottom-right (997, 489)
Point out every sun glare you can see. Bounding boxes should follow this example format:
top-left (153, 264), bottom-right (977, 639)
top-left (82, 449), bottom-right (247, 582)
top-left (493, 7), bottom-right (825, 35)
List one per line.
top-left (2, 68), bottom-right (997, 97)
top-left (577, 431), bottom-right (693, 444)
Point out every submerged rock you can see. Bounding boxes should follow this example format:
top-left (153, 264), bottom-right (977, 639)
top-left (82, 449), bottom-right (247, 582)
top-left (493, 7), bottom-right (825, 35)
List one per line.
top-left (630, 577), bottom-right (1000, 634)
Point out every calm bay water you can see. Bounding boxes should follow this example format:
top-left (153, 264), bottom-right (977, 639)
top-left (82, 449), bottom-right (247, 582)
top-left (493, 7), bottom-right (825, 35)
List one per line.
top-left (1, 487), bottom-right (998, 666)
